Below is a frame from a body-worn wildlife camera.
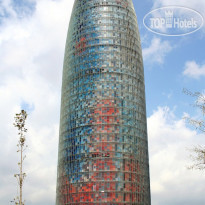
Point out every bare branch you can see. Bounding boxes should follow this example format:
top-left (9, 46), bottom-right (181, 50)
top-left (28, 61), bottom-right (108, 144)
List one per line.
top-left (187, 145), bottom-right (205, 170)
top-left (183, 89), bottom-right (205, 171)
top-left (183, 89), bottom-right (205, 131)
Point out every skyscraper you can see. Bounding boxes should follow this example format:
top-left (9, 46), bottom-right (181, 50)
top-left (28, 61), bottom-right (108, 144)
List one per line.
top-left (56, 0), bottom-right (151, 204)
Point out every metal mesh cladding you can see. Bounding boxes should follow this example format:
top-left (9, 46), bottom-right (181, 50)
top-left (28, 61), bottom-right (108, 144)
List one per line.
top-left (56, 0), bottom-right (151, 204)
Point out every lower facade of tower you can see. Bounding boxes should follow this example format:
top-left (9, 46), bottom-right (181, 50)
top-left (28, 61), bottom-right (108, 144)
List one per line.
top-left (57, 97), bottom-right (150, 204)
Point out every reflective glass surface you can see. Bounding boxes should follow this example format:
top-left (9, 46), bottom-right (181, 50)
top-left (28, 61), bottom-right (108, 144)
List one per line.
top-left (56, 0), bottom-right (151, 204)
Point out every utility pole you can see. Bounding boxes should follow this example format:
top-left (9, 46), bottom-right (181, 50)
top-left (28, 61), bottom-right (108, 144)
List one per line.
top-left (13, 110), bottom-right (28, 205)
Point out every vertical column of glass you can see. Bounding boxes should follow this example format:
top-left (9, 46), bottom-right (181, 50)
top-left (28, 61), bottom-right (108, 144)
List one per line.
top-left (56, 0), bottom-right (151, 204)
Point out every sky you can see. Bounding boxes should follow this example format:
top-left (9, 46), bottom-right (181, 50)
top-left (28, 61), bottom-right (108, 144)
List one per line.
top-left (0, 0), bottom-right (204, 205)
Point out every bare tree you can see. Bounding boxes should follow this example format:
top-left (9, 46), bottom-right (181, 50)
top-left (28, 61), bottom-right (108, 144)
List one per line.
top-left (183, 89), bottom-right (205, 170)
top-left (13, 110), bottom-right (28, 205)
top-left (183, 88), bottom-right (205, 132)
top-left (187, 145), bottom-right (205, 170)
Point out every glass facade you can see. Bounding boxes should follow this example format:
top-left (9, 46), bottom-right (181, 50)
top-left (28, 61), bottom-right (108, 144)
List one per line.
top-left (56, 0), bottom-right (151, 204)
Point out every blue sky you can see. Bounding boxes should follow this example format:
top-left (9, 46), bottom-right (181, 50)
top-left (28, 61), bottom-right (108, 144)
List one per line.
top-left (133, 0), bottom-right (205, 118)
top-left (0, 0), bottom-right (204, 205)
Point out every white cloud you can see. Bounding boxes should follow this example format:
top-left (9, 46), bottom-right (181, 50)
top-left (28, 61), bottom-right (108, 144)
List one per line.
top-left (0, 0), bottom-right (74, 204)
top-left (148, 107), bottom-right (205, 205)
top-left (183, 61), bottom-right (205, 79)
top-left (0, 0), bottom-right (17, 18)
top-left (142, 37), bottom-right (173, 64)
top-left (153, 0), bottom-right (205, 11)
